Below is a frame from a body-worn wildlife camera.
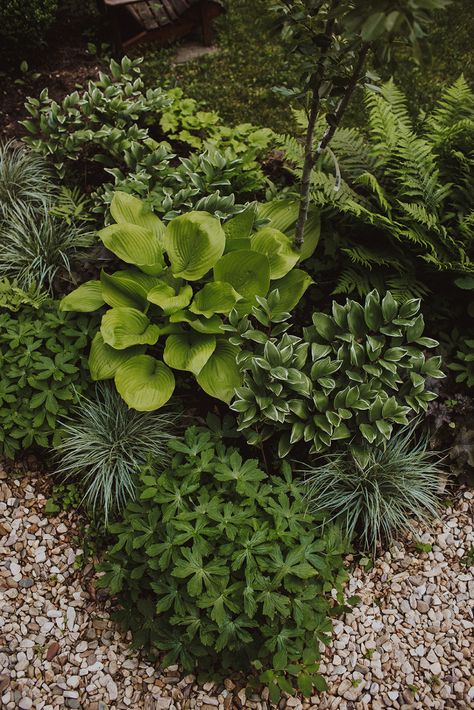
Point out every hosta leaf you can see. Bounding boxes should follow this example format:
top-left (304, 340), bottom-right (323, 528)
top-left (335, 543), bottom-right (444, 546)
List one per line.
top-left (251, 227), bottom-right (299, 279)
top-left (147, 282), bottom-right (193, 315)
top-left (99, 222), bottom-right (165, 276)
top-left (223, 202), bottom-right (257, 241)
top-left (89, 332), bottom-right (146, 380)
top-left (60, 281), bottom-right (104, 312)
top-left (214, 250), bottom-right (270, 300)
top-left (270, 269), bottom-right (313, 312)
top-left (101, 307), bottom-right (160, 349)
top-left (115, 355), bottom-right (175, 411)
top-left (164, 333), bottom-right (216, 375)
top-left (189, 282), bottom-right (241, 318)
top-left (197, 340), bottom-right (242, 403)
top-left (169, 310), bottom-right (224, 334)
top-left (164, 211), bottom-right (225, 281)
top-left (100, 270), bottom-right (149, 310)
top-left (110, 191), bottom-right (165, 243)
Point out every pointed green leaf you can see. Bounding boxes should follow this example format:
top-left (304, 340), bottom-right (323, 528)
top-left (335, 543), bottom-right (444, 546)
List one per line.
top-left (101, 307), bottom-right (160, 349)
top-left (214, 250), bottom-right (270, 300)
top-left (115, 355), bottom-right (175, 411)
top-left (110, 191), bottom-right (165, 243)
top-left (89, 332), bottom-right (146, 380)
top-left (164, 211), bottom-right (225, 281)
top-left (169, 310), bottom-right (224, 334)
top-left (100, 270), bottom-right (149, 310)
top-left (197, 340), bottom-right (242, 403)
top-left (99, 222), bottom-right (165, 276)
top-left (147, 282), bottom-right (193, 315)
top-left (223, 202), bottom-right (257, 241)
top-left (189, 282), bottom-right (241, 318)
top-left (60, 281), bottom-right (104, 312)
top-left (164, 333), bottom-right (216, 375)
top-left (271, 269), bottom-right (313, 312)
top-left (251, 227), bottom-right (299, 279)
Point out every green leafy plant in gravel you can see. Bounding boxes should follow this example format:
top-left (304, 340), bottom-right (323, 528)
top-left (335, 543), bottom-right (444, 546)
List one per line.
top-left (0, 299), bottom-right (96, 459)
top-left (55, 384), bottom-right (179, 519)
top-left (229, 290), bottom-right (443, 457)
top-left (298, 421), bottom-right (444, 553)
top-left (60, 192), bottom-right (313, 411)
top-left (97, 424), bottom-right (349, 700)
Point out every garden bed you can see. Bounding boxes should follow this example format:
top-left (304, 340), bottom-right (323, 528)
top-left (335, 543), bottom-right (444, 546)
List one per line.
top-left (1, 473), bottom-right (473, 709)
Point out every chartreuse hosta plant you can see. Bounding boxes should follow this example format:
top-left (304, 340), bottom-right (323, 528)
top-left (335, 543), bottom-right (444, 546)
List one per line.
top-left (60, 192), bottom-right (313, 410)
top-left (230, 290), bottom-right (444, 457)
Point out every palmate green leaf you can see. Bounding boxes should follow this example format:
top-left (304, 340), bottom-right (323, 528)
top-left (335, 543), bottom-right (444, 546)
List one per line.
top-left (197, 340), bottom-right (242, 403)
top-left (99, 222), bottom-right (165, 276)
top-left (114, 354), bottom-right (175, 410)
top-left (101, 307), bottom-right (160, 349)
top-left (147, 282), bottom-right (193, 315)
top-left (251, 227), bottom-right (300, 279)
top-left (189, 282), bottom-right (241, 318)
top-left (214, 250), bottom-right (270, 300)
top-left (60, 280), bottom-right (105, 312)
top-left (164, 333), bottom-right (216, 376)
top-left (100, 270), bottom-right (149, 310)
top-left (110, 191), bottom-right (165, 243)
top-left (164, 211), bottom-right (226, 281)
top-left (88, 332), bottom-right (146, 380)
top-left (271, 269), bottom-right (313, 312)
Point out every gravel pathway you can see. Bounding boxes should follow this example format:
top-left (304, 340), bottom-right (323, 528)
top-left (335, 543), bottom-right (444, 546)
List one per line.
top-left (1, 474), bottom-right (473, 710)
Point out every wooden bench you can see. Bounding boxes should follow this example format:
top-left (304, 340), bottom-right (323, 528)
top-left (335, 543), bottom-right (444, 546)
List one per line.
top-left (101, 0), bottom-right (224, 55)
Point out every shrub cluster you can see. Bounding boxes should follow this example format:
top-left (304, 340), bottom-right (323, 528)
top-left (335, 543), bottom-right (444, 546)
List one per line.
top-left (97, 425), bottom-right (348, 700)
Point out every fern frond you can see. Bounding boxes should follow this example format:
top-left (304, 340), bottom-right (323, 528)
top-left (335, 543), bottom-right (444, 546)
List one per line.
top-left (50, 186), bottom-right (94, 224)
top-left (427, 76), bottom-right (474, 141)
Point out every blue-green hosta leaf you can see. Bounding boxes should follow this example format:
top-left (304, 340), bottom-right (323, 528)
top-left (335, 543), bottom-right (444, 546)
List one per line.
top-left (271, 269), bottom-right (313, 312)
top-left (189, 282), bottom-right (241, 318)
top-left (89, 332), bottom-right (146, 380)
top-left (60, 281), bottom-right (105, 312)
top-left (99, 223), bottom-right (165, 276)
top-left (169, 310), bottom-right (224, 334)
top-left (164, 211), bottom-right (226, 281)
top-left (213, 250), bottom-right (270, 300)
top-left (251, 227), bottom-right (299, 279)
top-left (100, 270), bottom-right (149, 310)
top-left (223, 202), bottom-right (257, 241)
top-left (115, 355), bottom-right (175, 411)
top-left (147, 282), bottom-right (193, 315)
top-left (110, 191), bottom-right (165, 244)
top-left (197, 340), bottom-right (242, 403)
top-left (164, 333), bottom-right (216, 376)
top-left (101, 307), bottom-right (160, 350)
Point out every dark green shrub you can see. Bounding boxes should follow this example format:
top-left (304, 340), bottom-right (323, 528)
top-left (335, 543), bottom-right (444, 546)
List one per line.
top-left (0, 0), bottom-right (58, 59)
top-left (230, 290), bottom-right (444, 457)
top-left (0, 299), bottom-right (96, 458)
top-left (97, 424), bottom-right (348, 700)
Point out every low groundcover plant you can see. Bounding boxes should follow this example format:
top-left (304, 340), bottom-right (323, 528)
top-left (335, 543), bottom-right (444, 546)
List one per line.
top-left (97, 425), bottom-right (350, 700)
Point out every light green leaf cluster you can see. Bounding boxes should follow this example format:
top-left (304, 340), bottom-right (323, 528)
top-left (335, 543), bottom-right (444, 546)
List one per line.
top-left (61, 193), bottom-right (312, 410)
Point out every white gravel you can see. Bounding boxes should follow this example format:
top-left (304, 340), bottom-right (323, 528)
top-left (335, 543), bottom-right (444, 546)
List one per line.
top-left (0, 472), bottom-right (473, 710)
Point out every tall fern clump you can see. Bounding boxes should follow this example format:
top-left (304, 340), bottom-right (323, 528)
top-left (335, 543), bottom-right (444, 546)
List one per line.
top-left (276, 77), bottom-right (474, 301)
